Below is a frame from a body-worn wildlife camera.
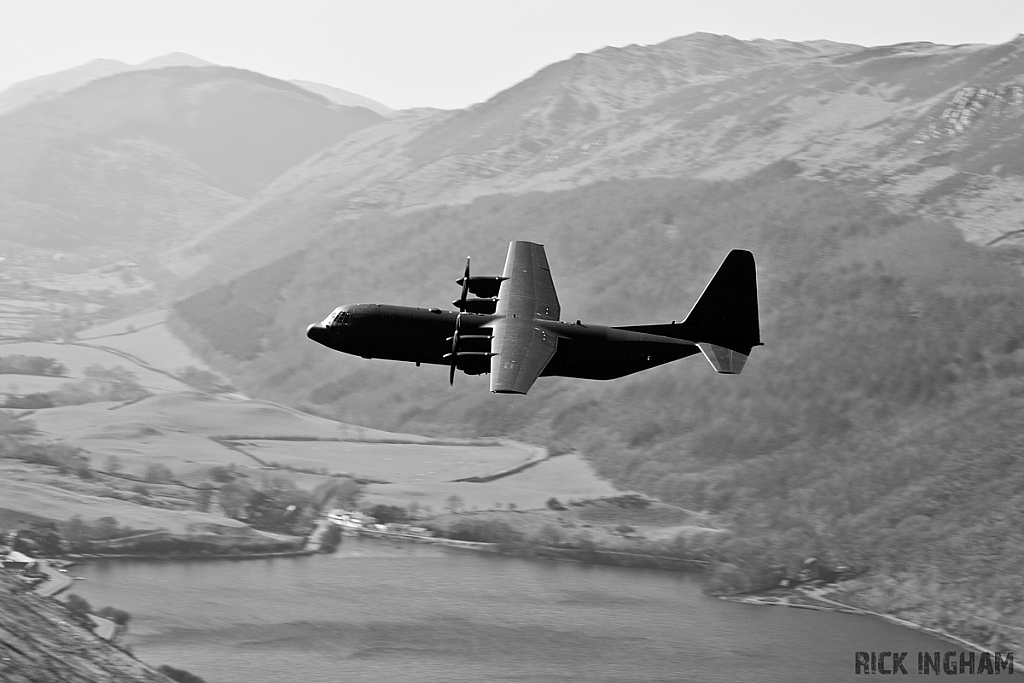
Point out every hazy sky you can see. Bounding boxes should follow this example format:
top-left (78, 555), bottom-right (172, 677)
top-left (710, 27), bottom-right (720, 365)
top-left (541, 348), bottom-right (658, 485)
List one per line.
top-left (2, 0), bottom-right (1022, 110)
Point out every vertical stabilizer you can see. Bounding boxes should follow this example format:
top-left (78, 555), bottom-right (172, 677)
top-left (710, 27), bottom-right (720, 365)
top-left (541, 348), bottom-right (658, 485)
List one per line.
top-left (682, 249), bottom-right (761, 354)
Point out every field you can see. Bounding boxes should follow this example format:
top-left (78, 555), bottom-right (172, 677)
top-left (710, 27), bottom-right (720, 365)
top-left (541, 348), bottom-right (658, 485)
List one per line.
top-left (0, 374), bottom-right (73, 393)
top-left (0, 293), bottom-right (99, 337)
top-left (31, 269), bottom-right (153, 294)
top-left (0, 476), bottom-right (251, 536)
top-left (363, 453), bottom-right (620, 511)
top-left (0, 340), bottom-right (188, 392)
top-left (76, 310), bottom-right (218, 375)
top-left (1, 310), bottom-right (626, 535)
top-left (233, 439), bottom-right (536, 481)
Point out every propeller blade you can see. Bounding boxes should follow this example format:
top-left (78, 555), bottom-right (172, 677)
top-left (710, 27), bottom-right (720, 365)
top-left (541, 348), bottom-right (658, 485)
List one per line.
top-left (456, 257), bottom-right (471, 311)
top-left (449, 313), bottom-right (461, 386)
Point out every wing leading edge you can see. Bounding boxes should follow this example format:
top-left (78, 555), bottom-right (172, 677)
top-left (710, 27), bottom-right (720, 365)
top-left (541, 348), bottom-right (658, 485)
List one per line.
top-left (488, 241), bottom-right (560, 394)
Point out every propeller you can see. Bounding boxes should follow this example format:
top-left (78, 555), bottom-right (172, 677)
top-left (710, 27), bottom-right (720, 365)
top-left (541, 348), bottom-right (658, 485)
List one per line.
top-left (450, 257), bottom-right (470, 386)
top-left (455, 257), bottom-right (470, 311)
top-left (449, 313), bottom-right (461, 385)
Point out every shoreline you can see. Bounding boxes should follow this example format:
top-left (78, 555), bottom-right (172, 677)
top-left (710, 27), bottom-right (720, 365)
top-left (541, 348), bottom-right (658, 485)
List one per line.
top-left (64, 547), bottom-right (317, 562)
top-left (722, 586), bottom-right (1023, 670)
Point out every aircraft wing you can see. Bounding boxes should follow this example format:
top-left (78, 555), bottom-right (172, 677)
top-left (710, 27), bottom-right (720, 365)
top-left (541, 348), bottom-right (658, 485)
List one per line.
top-left (488, 241), bottom-right (560, 394)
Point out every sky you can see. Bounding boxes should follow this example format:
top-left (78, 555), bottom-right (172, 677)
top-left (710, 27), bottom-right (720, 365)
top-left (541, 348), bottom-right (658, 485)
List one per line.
top-left (1, 0), bottom-right (1022, 110)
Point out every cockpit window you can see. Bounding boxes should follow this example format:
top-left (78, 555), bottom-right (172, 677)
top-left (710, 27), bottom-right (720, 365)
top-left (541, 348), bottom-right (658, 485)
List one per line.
top-left (320, 306), bottom-right (350, 327)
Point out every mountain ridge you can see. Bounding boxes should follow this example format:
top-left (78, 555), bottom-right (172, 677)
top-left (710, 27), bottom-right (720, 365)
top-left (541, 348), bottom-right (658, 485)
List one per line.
top-left (0, 52), bottom-right (217, 115)
top-left (0, 52), bottom-right (393, 119)
top-left (173, 32), bottom-right (1024, 285)
top-left (0, 65), bottom-right (383, 250)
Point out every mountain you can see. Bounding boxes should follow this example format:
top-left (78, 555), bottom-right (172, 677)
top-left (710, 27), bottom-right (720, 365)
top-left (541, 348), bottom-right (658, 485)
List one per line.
top-left (289, 79), bottom-right (394, 116)
top-left (0, 53), bottom-right (217, 116)
top-left (176, 33), bottom-right (1024, 284)
top-left (0, 53), bottom-right (394, 122)
top-left (0, 66), bottom-right (382, 250)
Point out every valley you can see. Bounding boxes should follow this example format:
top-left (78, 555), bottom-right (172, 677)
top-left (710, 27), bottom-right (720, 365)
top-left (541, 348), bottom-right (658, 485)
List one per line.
top-left (2, 30), bottom-right (1024, 674)
top-left (0, 304), bottom-right (638, 555)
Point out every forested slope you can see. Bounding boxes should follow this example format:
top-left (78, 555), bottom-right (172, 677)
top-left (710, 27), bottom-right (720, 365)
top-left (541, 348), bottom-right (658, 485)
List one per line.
top-left (173, 175), bottom-right (1024, 645)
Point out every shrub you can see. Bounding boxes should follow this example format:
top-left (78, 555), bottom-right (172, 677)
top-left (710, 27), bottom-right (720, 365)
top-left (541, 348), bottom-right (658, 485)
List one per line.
top-left (365, 504), bottom-right (409, 524)
top-left (447, 519), bottom-right (522, 546)
top-left (65, 593), bottom-right (92, 616)
top-left (209, 465), bottom-right (235, 483)
top-left (144, 463), bottom-right (174, 484)
top-left (176, 366), bottom-right (234, 394)
top-left (97, 605), bottom-right (132, 626)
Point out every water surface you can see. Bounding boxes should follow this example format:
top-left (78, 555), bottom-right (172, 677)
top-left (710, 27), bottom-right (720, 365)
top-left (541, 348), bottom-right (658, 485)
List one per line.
top-left (72, 539), bottom-right (985, 682)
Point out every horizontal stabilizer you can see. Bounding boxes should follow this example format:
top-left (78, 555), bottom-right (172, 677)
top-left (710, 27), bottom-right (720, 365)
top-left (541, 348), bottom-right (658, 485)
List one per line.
top-left (697, 342), bottom-right (749, 374)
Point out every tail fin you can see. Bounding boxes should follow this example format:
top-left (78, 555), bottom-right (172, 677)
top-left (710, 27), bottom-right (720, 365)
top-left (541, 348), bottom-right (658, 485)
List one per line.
top-left (684, 250), bottom-right (761, 374)
top-left (617, 250), bottom-right (761, 374)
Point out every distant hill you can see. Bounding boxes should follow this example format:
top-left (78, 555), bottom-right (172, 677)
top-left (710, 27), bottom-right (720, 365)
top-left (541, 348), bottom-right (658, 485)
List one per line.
top-left (0, 52), bottom-right (216, 115)
top-left (289, 79), bottom-right (394, 116)
top-left (176, 33), bottom-right (1024, 285)
top-left (0, 66), bottom-right (382, 250)
top-left (0, 52), bottom-right (394, 120)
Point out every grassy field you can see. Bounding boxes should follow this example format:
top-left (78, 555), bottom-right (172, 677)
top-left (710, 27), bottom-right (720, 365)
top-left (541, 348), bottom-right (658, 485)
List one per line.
top-left (0, 477), bottom-right (250, 535)
top-left (32, 270), bottom-right (153, 294)
top-left (76, 310), bottom-right (220, 376)
top-left (77, 310), bottom-right (168, 339)
top-left (0, 340), bottom-right (188, 392)
top-left (233, 439), bottom-right (533, 481)
top-left (0, 375), bottom-right (73, 393)
top-left (1, 310), bottom-right (626, 535)
top-left (0, 295), bottom-right (70, 337)
top-left (363, 453), bottom-right (620, 512)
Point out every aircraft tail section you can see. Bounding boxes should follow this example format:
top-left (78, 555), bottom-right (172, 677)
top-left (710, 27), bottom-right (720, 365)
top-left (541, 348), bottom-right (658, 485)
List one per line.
top-left (683, 249), bottom-right (761, 374)
top-left (618, 250), bottom-right (761, 374)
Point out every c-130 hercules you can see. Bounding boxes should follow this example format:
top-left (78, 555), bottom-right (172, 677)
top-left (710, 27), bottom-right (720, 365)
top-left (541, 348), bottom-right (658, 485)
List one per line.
top-left (307, 241), bottom-right (762, 395)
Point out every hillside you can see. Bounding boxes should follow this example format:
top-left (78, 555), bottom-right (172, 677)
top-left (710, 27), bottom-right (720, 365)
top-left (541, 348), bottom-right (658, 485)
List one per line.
top-left (175, 33), bottom-right (1024, 286)
top-left (173, 174), bottom-right (1024, 649)
top-left (0, 573), bottom-right (169, 682)
top-left (0, 66), bottom-right (382, 251)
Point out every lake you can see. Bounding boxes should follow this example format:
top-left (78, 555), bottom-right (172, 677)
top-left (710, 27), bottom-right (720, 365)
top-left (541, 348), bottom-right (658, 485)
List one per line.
top-left (71, 539), bottom-right (987, 682)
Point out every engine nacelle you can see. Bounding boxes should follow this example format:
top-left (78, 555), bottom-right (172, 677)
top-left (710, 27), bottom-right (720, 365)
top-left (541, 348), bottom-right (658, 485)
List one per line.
top-left (455, 275), bottom-right (506, 298)
top-left (452, 297), bottom-right (498, 314)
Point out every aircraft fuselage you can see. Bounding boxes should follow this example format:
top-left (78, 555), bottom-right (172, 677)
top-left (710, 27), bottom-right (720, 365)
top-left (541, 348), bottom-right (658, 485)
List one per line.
top-left (306, 303), bottom-right (701, 381)
top-left (306, 242), bottom-right (759, 393)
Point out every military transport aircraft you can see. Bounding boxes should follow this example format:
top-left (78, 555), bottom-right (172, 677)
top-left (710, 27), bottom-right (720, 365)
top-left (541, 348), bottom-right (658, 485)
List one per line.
top-left (306, 241), bottom-right (761, 395)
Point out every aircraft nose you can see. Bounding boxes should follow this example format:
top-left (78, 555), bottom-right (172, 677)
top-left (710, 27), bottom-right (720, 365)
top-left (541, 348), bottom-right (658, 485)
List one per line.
top-left (306, 322), bottom-right (327, 343)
